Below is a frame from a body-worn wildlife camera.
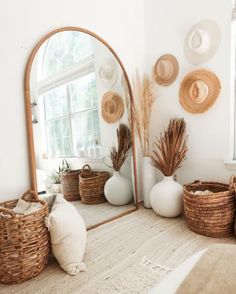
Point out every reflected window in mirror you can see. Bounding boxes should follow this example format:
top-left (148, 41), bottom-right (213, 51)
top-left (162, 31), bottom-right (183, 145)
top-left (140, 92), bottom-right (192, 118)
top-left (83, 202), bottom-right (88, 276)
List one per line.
top-left (33, 31), bottom-right (101, 158)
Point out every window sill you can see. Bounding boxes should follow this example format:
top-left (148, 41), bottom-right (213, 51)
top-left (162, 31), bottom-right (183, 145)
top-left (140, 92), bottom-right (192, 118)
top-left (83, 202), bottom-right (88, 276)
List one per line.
top-left (224, 160), bottom-right (236, 170)
top-left (79, 156), bottom-right (105, 163)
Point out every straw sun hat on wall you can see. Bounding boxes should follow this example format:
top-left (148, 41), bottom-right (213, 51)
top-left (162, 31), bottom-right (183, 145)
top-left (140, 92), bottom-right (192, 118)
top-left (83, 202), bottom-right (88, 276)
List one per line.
top-left (184, 19), bottom-right (221, 65)
top-left (98, 58), bottom-right (118, 88)
top-left (101, 91), bottom-right (124, 123)
top-left (179, 69), bottom-right (221, 114)
top-left (153, 54), bottom-right (179, 86)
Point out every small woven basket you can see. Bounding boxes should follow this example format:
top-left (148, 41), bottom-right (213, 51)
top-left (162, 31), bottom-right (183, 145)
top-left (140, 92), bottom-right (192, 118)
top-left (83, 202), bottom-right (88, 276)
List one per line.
top-left (79, 164), bottom-right (110, 204)
top-left (183, 176), bottom-right (236, 238)
top-left (0, 191), bottom-right (50, 284)
top-left (60, 170), bottom-right (80, 201)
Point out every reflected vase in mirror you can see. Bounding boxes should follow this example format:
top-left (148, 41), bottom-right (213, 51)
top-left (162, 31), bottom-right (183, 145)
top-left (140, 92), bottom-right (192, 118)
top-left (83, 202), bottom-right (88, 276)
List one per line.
top-left (104, 123), bottom-right (133, 206)
top-left (25, 28), bottom-right (138, 230)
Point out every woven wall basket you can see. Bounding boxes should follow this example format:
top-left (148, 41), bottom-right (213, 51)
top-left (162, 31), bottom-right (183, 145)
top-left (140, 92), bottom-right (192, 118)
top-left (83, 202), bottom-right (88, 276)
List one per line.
top-left (183, 176), bottom-right (236, 238)
top-left (0, 191), bottom-right (50, 284)
top-left (60, 170), bottom-right (80, 201)
top-left (79, 164), bottom-right (110, 204)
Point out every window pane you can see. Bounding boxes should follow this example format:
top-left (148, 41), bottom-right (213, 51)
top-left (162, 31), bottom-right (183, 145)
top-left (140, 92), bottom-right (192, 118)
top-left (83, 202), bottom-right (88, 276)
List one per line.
top-left (41, 31), bottom-right (93, 79)
top-left (72, 109), bottom-right (100, 152)
top-left (46, 118), bottom-right (73, 157)
top-left (44, 85), bottom-right (68, 120)
top-left (70, 72), bottom-right (98, 113)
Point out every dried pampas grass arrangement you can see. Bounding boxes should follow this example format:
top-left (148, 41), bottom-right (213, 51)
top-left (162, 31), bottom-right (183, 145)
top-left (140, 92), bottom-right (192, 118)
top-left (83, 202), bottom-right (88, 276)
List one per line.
top-left (132, 72), bottom-right (158, 156)
top-left (110, 123), bottom-right (132, 171)
top-left (151, 118), bottom-right (188, 176)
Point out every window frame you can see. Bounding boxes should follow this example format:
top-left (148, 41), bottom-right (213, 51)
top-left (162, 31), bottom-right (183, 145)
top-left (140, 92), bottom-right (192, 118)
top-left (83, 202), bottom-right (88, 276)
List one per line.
top-left (36, 38), bottom-right (100, 159)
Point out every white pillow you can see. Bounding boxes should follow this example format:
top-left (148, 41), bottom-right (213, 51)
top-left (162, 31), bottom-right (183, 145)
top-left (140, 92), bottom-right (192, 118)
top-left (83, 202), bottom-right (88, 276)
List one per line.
top-left (45, 195), bottom-right (87, 275)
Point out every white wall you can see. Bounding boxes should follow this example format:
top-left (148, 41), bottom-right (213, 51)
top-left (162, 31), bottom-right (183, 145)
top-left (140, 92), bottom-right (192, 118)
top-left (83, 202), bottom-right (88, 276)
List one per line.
top-left (0, 0), bottom-right (146, 200)
top-left (0, 0), bottom-right (234, 201)
top-left (145, 0), bottom-right (234, 184)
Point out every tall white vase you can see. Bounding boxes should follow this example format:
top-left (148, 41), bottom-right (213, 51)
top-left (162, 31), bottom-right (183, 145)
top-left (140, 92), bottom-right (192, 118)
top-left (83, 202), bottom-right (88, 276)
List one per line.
top-left (104, 171), bottom-right (133, 206)
top-left (142, 156), bottom-right (157, 208)
top-left (150, 176), bottom-right (183, 217)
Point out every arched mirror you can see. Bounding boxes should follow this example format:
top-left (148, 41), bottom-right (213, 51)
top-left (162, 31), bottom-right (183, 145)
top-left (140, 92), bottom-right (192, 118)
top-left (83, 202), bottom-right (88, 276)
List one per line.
top-left (24, 27), bottom-right (139, 230)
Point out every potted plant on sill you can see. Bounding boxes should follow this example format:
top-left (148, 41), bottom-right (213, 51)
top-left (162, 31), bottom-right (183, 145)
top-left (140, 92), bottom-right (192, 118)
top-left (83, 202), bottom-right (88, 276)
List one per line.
top-left (104, 123), bottom-right (133, 206)
top-left (150, 118), bottom-right (188, 217)
top-left (50, 159), bottom-right (70, 194)
top-left (50, 171), bottom-right (62, 193)
top-left (132, 72), bottom-right (158, 208)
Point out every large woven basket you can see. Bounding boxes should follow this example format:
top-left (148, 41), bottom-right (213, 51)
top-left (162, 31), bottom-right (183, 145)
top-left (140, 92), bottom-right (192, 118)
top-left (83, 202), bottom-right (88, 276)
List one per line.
top-left (183, 176), bottom-right (236, 238)
top-left (0, 191), bottom-right (50, 284)
top-left (60, 170), bottom-right (80, 201)
top-left (79, 164), bottom-right (110, 204)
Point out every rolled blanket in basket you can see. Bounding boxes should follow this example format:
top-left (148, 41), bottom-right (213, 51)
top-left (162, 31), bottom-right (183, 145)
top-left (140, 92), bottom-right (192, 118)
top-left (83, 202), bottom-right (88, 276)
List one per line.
top-left (13, 198), bottom-right (43, 214)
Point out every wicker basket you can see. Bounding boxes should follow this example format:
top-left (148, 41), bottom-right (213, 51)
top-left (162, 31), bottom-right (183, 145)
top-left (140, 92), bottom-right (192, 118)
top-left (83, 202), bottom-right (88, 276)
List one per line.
top-left (79, 164), bottom-right (110, 204)
top-left (60, 170), bottom-right (80, 201)
top-left (183, 176), bottom-right (236, 238)
top-left (0, 191), bottom-right (50, 284)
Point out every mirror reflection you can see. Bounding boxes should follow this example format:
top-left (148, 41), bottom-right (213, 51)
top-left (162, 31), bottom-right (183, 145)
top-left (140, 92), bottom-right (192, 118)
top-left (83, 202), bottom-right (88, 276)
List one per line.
top-left (30, 30), bottom-right (136, 229)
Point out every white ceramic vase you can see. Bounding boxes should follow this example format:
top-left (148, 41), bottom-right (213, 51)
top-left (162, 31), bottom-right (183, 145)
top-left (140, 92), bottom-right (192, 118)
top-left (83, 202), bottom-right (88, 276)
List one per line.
top-left (104, 171), bottom-right (133, 206)
top-left (142, 156), bottom-right (157, 208)
top-left (150, 176), bottom-right (183, 217)
top-left (51, 183), bottom-right (62, 193)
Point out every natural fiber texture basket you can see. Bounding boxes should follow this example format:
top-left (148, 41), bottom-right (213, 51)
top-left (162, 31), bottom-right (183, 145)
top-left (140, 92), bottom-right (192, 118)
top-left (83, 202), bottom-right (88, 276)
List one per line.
top-left (0, 191), bottom-right (50, 284)
top-left (60, 170), bottom-right (80, 201)
top-left (79, 164), bottom-right (110, 204)
top-left (183, 176), bottom-right (236, 238)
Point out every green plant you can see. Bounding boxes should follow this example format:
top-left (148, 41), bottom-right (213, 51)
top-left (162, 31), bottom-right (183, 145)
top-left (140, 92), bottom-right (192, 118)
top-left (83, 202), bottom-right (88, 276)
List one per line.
top-left (59, 159), bottom-right (71, 174)
top-left (51, 171), bottom-right (61, 184)
top-left (50, 159), bottom-right (71, 184)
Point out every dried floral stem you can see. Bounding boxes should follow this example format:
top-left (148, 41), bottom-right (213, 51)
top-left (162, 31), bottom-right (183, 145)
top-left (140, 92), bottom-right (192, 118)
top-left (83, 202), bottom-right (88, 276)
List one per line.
top-left (151, 118), bottom-right (188, 176)
top-left (110, 123), bottom-right (132, 171)
top-left (132, 71), bottom-right (158, 156)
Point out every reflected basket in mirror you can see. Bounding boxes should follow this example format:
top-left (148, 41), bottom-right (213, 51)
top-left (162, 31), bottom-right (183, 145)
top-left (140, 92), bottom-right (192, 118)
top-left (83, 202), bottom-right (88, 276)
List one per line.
top-left (79, 165), bottom-right (110, 204)
top-left (60, 170), bottom-right (80, 201)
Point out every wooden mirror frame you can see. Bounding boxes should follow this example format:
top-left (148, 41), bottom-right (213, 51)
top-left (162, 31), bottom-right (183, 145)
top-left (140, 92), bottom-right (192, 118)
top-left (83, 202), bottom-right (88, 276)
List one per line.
top-left (24, 27), bottom-right (139, 229)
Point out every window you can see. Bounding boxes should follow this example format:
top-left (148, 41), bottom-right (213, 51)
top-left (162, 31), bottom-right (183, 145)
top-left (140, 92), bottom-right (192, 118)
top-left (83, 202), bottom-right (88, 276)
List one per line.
top-left (37, 31), bottom-right (101, 158)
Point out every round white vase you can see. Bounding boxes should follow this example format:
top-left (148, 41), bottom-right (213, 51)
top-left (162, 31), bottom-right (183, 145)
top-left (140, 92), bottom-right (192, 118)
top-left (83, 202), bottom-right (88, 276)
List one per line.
top-left (51, 183), bottom-right (62, 193)
top-left (150, 176), bottom-right (183, 217)
top-left (104, 171), bottom-right (133, 206)
top-left (142, 156), bottom-right (157, 208)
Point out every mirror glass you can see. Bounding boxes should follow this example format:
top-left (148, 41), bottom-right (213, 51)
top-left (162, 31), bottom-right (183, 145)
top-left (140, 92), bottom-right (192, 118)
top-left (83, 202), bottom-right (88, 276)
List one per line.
top-left (29, 29), bottom-right (137, 229)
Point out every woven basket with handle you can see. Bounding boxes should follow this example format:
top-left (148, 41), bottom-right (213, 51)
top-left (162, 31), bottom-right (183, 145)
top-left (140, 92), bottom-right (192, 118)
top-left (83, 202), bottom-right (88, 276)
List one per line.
top-left (0, 191), bottom-right (50, 284)
top-left (79, 164), bottom-right (110, 204)
top-left (183, 176), bottom-right (236, 238)
top-left (60, 170), bottom-right (80, 201)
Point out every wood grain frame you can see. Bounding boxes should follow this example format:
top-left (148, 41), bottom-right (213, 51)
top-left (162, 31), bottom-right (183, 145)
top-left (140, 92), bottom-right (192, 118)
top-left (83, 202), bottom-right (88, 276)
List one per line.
top-left (24, 27), bottom-right (140, 230)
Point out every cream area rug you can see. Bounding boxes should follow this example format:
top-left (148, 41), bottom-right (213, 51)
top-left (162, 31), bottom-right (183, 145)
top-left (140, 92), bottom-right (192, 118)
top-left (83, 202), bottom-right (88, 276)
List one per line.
top-left (96, 257), bottom-right (171, 294)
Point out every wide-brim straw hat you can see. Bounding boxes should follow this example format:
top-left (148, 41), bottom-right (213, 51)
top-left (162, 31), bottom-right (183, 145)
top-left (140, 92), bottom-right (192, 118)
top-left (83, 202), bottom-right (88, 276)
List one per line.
top-left (101, 91), bottom-right (124, 123)
top-left (184, 19), bottom-right (221, 65)
top-left (153, 54), bottom-right (179, 86)
top-left (179, 69), bottom-right (221, 113)
top-left (98, 58), bottom-right (118, 87)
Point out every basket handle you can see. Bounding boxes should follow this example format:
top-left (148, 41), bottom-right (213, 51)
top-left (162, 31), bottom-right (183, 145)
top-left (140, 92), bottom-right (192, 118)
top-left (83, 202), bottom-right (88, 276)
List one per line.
top-left (0, 207), bottom-right (16, 218)
top-left (192, 180), bottom-right (202, 185)
top-left (229, 175), bottom-right (236, 194)
top-left (82, 164), bottom-right (91, 174)
top-left (21, 190), bottom-right (40, 202)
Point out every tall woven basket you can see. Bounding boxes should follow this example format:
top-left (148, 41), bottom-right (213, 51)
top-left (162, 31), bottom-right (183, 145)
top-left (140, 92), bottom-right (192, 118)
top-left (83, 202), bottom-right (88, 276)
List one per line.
top-left (0, 191), bottom-right (50, 284)
top-left (60, 170), bottom-right (80, 201)
top-left (79, 164), bottom-right (110, 204)
top-left (183, 176), bottom-right (236, 238)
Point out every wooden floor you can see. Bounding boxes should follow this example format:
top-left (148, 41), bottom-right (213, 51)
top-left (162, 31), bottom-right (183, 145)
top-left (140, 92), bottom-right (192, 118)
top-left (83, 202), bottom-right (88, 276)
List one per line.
top-left (0, 206), bottom-right (235, 294)
top-left (72, 200), bottom-right (135, 228)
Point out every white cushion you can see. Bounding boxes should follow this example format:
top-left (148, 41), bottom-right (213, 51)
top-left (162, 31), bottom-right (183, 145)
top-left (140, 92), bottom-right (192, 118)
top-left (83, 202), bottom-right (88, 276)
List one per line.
top-left (45, 195), bottom-right (87, 275)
